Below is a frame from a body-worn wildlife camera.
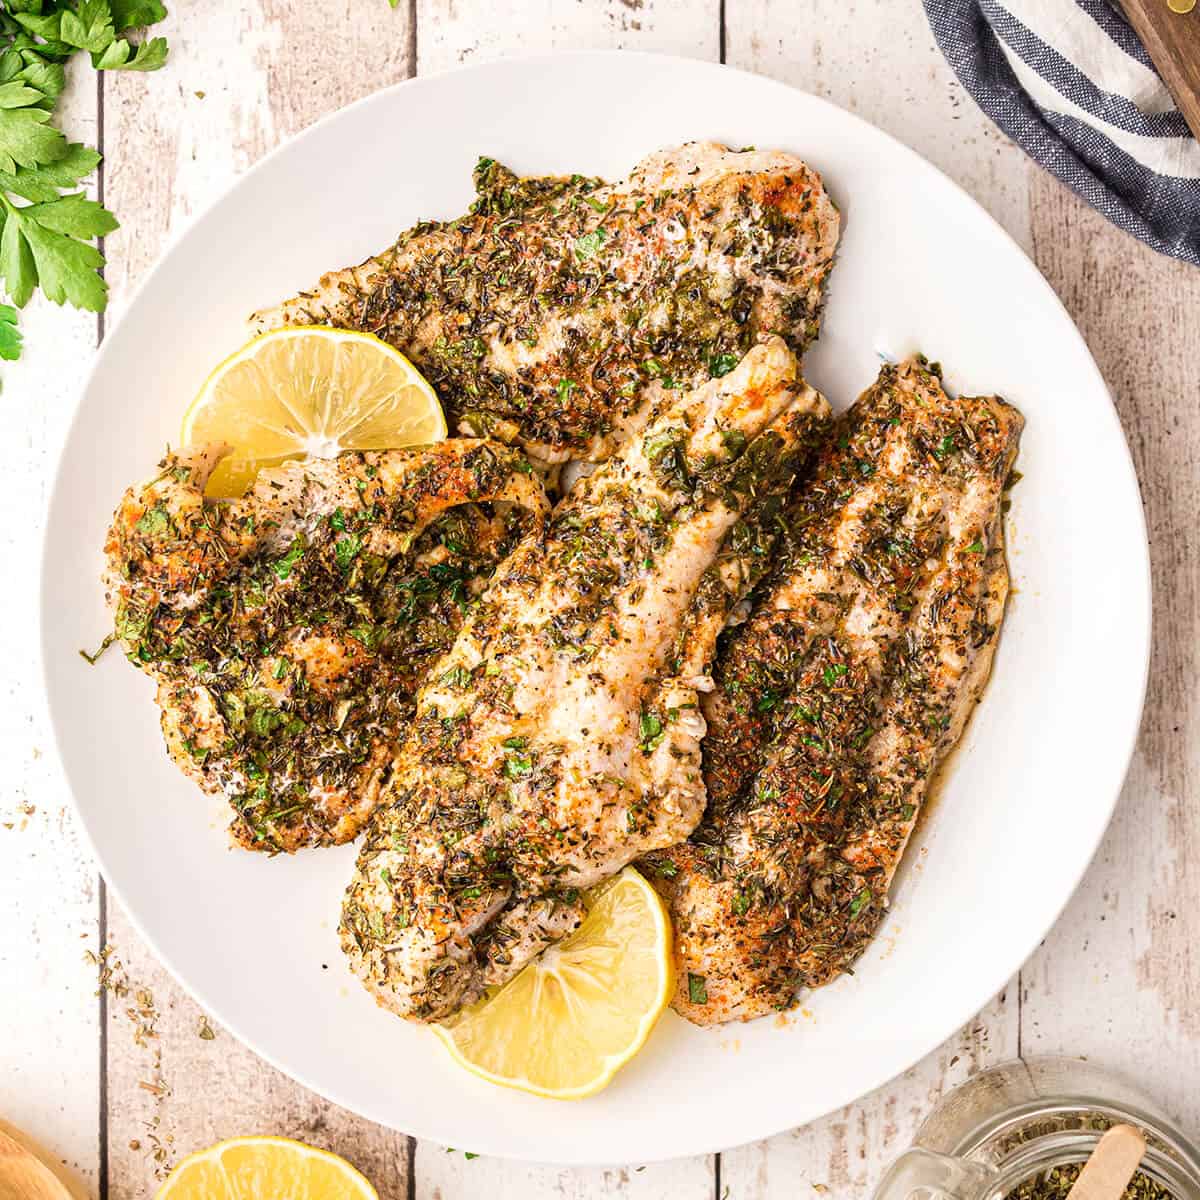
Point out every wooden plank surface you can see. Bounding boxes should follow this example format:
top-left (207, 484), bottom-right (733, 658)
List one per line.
top-left (102, 1), bottom-right (417, 319)
top-left (1, 1), bottom-right (1197, 1198)
top-left (0, 64), bottom-right (102, 1198)
top-left (1020, 173), bottom-right (1200, 1132)
top-left (415, 0), bottom-right (719, 68)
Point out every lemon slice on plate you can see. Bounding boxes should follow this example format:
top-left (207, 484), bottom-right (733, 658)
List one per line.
top-left (156, 1135), bottom-right (377, 1200)
top-left (434, 867), bottom-right (674, 1100)
top-left (181, 326), bottom-right (446, 498)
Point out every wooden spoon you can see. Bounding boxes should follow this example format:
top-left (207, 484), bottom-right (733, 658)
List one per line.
top-left (1065, 1124), bottom-right (1148, 1200)
top-left (0, 1120), bottom-right (89, 1200)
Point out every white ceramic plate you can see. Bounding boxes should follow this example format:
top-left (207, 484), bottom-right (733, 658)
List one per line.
top-left (41, 51), bottom-right (1150, 1164)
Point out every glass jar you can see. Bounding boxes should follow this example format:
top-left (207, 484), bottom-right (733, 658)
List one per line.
top-left (873, 1058), bottom-right (1200, 1200)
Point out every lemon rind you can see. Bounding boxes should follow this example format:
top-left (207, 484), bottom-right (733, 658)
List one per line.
top-left (179, 326), bottom-right (446, 498)
top-left (432, 869), bottom-right (674, 1101)
top-left (156, 1134), bottom-right (379, 1200)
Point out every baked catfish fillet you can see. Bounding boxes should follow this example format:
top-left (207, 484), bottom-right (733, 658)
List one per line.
top-left (644, 357), bottom-right (1023, 1025)
top-left (250, 143), bottom-right (839, 463)
top-left (103, 439), bottom-right (548, 852)
top-left (340, 337), bottom-right (833, 1021)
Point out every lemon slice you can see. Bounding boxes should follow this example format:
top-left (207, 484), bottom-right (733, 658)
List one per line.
top-left (434, 867), bottom-right (674, 1100)
top-left (181, 327), bottom-right (446, 498)
top-left (156, 1135), bottom-right (377, 1200)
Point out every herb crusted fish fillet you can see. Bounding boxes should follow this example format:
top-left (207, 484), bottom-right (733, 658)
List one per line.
top-left (644, 357), bottom-right (1023, 1025)
top-left (103, 439), bottom-right (548, 852)
top-left (250, 143), bottom-right (840, 463)
top-left (340, 337), bottom-right (833, 1021)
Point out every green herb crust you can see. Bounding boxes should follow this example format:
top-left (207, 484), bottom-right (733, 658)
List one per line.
top-left (101, 439), bottom-right (547, 853)
top-left (645, 356), bottom-right (1024, 1024)
top-left (251, 143), bottom-right (840, 461)
top-left (339, 340), bottom-right (832, 1021)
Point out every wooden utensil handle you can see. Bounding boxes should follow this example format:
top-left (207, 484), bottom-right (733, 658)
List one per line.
top-left (1120, 0), bottom-right (1200, 142)
top-left (1065, 1124), bottom-right (1148, 1200)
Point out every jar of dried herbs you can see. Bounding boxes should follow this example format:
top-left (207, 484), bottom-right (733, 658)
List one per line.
top-left (872, 1058), bottom-right (1200, 1200)
top-left (1003, 1160), bottom-right (1173, 1200)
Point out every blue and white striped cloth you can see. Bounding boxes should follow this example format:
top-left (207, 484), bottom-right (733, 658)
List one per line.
top-left (924, 0), bottom-right (1200, 266)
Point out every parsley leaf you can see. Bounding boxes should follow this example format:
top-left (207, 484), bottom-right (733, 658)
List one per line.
top-left (0, 143), bottom-right (100, 203)
top-left (334, 533), bottom-right (362, 572)
top-left (271, 536), bottom-right (306, 581)
top-left (135, 504), bottom-right (168, 534)
top-left (349, 624), bottom-right (382, 651)
top-left (0, 0), bottom-right (168, 360)
top-left (1, 200), bottom-right (113, 309)
top-left (60, 0), bottom-right (117, 55)
top-left (92, 33), bottom-right (166, 70)
top-left (0, 300), bottom-right (20, 359)
top-left (0, 210), bottom-right (36, 306)
top-left (638, 710), bottom-right (664, 753)
top-left (822, 662), bottom-right (848, 687)
top-left (109, 0), bottom-right (168, 31)
top-left (573, 226), bottom-right (608, 261)
top-left (0, 103), bottom-right (64, 174)
top-left (503, 752), bottom-right (533, 780)
top-left (709, 352), bottom-right (739, 378)
top-left (932, 434), bottom-right (956, 460)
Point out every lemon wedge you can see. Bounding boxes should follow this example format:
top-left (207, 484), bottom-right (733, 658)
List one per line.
top-left (434, 867), bottom-right (674, 1100)
top-left (181, 326), bottom-right (446, 498)
top-left (155, 1135), bottom-right (377, 1200)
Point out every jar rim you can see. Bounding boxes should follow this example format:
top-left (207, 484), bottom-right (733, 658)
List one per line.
top-left (951, 1096), bottom-right (1200, 1199)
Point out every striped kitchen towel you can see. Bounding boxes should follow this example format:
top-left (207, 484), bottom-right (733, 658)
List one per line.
top-left (924, 0), bottom-right (1200, 266)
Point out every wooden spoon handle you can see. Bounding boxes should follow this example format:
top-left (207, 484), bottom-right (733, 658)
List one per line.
top-left (1120, 0), bottom-right (1200, 141)
top-left (1065, 1124), bottom-right (1148, 1200)
top-left (0, 1129), bottom-right (76, 1200)
top-left (0, 1121), bottom-right (89, 1200)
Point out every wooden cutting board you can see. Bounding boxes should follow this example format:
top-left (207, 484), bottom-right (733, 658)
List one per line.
top-left (1120, 0), bottom-right (1200, 140)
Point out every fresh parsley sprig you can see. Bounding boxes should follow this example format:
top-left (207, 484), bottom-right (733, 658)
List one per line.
top-left (0, 0), bottom-right (169, 362)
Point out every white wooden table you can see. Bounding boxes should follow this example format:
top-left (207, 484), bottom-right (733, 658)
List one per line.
top-left (3, 2), bottom-right (1197, 1197)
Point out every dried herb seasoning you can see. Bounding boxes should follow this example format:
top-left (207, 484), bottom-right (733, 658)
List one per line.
top-left (271, 151), bottom-right (838, 460)
top-left (646, 356), bottom-right (1023, 1020)
top-left (1003, 1162), bottom-right (1176, 1200)
top-left (103, 441), bottom-right (545, 853)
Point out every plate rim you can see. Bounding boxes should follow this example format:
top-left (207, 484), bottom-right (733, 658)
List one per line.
top-left (38, 48), bottom-right (1153, 1164)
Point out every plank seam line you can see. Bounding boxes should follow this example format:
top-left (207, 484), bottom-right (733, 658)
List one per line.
top-left (96, 62), bottom-right (109, 1200)
top-left (405, 16), bottom-right (418, 1195)
top-left (96, 65), bottom-right (106, 347)
top-left (98, 875), bottom-right (109, 1199)
top-left (407, 0), bottom-right (418, 79)
top-left (1017, 966), bottom-right (1024, 1059)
